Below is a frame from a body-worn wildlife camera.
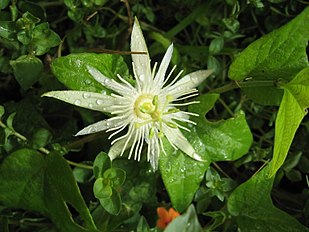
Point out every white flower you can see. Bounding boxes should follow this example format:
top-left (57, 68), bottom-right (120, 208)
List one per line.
top-left (43, 18), bottom-right (212, 170)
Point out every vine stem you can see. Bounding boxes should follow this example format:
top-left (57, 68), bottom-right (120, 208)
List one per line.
top-left (0, 120), bottom-right (93, 170)
top-left (208, 80), bottom-right (277, 94)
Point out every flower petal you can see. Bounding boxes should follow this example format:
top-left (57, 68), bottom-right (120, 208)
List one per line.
top-left (87, 66), bottom-right (135, 96)
top-left (75, 118), bottom-right (124, 136)
top-left (108, 135), bottom-right (135, 160)
top-left (148, 137), bottom-right (160, 171)
top-left (163, 125), bottom-right (205, 162)
top-left (131, 18), bottom-right (151, 83)
top-left (164, 70), bottom-right (213, 99)
top-left (153, 44), bottom-right (173, 88)
top-left (42, 90), bottom-right (115, 112)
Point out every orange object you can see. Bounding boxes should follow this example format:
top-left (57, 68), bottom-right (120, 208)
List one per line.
top-left (156, 207), bottom-right (180, 229)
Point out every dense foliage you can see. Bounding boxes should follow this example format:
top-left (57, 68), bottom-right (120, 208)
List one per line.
top-left (0, 0), bottom-right (308, 231)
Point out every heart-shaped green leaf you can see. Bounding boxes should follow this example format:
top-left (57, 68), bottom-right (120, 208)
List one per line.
top-left (269, 67), bottom-right (309, 176)
top-left (160, 94), bottom-right (253, 211)
top-left (228, 7), bottom-right (309, 105)
top-left (51, 53), bottom-right (129, 93)
top-left (228, 164), bottom-right (308, 231)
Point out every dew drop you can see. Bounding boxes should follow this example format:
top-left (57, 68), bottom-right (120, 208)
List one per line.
top-left (139, 74), bottom-right (145, 81)
top-left (83, 92), bottom-right (91, 99)
top-left (96, 99), bottom-right (103, 105)
top-left (88, 103), bottom-right (94, 108)
top-left (74, 100), bottom-right (81, 106)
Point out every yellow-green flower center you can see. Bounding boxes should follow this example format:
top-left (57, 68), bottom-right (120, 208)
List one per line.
top-left (134, 94), bottom-right (180, 132)
top-left (134, 94), bottom-right (157, 120)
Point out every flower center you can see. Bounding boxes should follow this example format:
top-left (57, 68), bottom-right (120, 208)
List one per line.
top-left (134, 94), bottom-right (157, 119)
top-left (134, 94), bottom-right (180, 135)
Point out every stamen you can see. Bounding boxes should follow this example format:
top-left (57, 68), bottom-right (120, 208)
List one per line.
top-left (117, 74), bottom-right (136, 91)
top-left (181, 111), bottom-right (199, 117)
top-left (162, 65), bottom-right (177, 86)
top-left (159, 137), bottom-right (167, 156)
top-left (173, 117), bottom-right (197, 125)
top-left (164, 108), bottom-right (180, 115)
top-left (134, 120), bottom-right (153, 129)
top-left (132, 62), bottom-right (142, 93)
top-left (170, 101), bottom-right (200, 106)
top-left (149, 127), bottom-right (155, 139)
top-left (107, 124), bottom-right (127, 139)
top-left (174, 122), bottom-right (191, 132)
top-left (135, 127), bottom-right (145, 161)
top-left (164, 69), bottom-right (184, 89)
top-left (111, 124), bottom-right (133, 145)
top-left (152, 62), bottom-right (158, 79)
top-left (119, 126), bottom-right (135, 157)
top-left (128, 130), bottom-right (139, 159)
top-left (164, 121), bottom-right (178, 129)
top-left (173, 92), bottom-right (199, 101)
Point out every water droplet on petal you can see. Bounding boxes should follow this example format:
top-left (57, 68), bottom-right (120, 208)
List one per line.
top-left (74, 100), bottom-right (81, 105)
top-left (88, 103), bottom-right (94, 108)
top-left (83, 92), bottom-right (90, 99)
top-left (96, 99), bottom-right (103, 105)
top-left (139, 74), bottom-right (145, 81)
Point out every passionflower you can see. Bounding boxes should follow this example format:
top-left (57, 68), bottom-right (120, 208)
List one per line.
top-left (43, 18), bottom-right (212, 170)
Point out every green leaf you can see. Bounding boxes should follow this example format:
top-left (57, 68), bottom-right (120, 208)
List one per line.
top-left (98, 189), bottom-right (122, 215)
top-left (0, 149), bottom-right (46, 212)
top-left (165, 205), bottom-right (202, 232)
top-left (6, 112), bottom-right (15, 130)
top-left (136, 216), bottom-right (150, 232)
top-left (160, 94), bottom-right (252, 211)
top-left (73, 165), bottom-right (93, 183)
top-left (190, 94), bottom-right (253, 162)
top-left (0, 149), bottom-right (97, 231)
top-left (104, 167), bottom-right (126, 187)
top-left (51, 53), bottom-right (129, 93)
top-left (10, 55), bottom-right (43, 90)
top-left (0, 21), bottom-right (17, 40)
top-left (159, 142), bottom-right (210, 212)
top-left (32, 23), bottom-right (61, 55)
top-left (93, 151), bottom-right (111, 179)
top-left (228, 7), bottom-right (309, 105)
top-left (30, 128), bottom-right (52, 149)
top-left (93, 178), bottom-right (113, 199)
top-left (0, 105), bottom-right (5, 118)
top-left (0, 0), bottom-right (9, 9)
top-left (269, 67), bottom-right (309, 176)
top-left (227, 164), bottom-right (308, 231)
top-left (44, 152), bottom-right (97, 231)
top-left (209, 37), bottom-right (224, 55)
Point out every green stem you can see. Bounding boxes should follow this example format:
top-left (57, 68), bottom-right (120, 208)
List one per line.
top-left (0, 119), bottom-right (93, 170)
top-left (209, 80), bottom-right (277, 94)
top-left (67, 160), bottom-right (93, 170)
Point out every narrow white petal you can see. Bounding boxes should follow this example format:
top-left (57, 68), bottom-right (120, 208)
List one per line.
top-left (75, 119), bottom-right (120, 136)
top-left (108, 127), bottom-right (135, 160)
top-left (42, 91), bottom-right (115, 112)
top-left (108, 138), bottom-right (127, 160)
top-left (163, 125), bottom-right (205, 162)
top-left (154, 44), bottom-right (173, 87)
top-left (87, 66), bottom-right (133, 95)
top-left (131, 18), bottom-right (152, 82)
top-left (164, 70), bottom-right (213, 99)
top-left (148, 137), bottom-right (159, 171)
